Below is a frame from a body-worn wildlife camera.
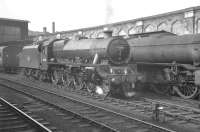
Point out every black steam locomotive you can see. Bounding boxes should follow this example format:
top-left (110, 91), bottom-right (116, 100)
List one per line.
top-left (18, 31), bottom-right (135, 97)
top-left (127, 32), bottom-right (200, 99)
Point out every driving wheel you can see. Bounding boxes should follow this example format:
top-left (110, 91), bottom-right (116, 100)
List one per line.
top-left (173, 84), bottom-right (199, 99)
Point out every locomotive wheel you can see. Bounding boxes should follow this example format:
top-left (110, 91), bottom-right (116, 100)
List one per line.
top-left (62, 74), bottom-right (70, 87)
top-left (51, 70), bottom-right (59, 85)
top-left (67, 77), bottom-right (75, 89)
top-left (22, 68), bottom-right (28, 77)
top-left (64, 75), bottom-right (76, 89)
top-left (33, 70), bottom-right (40, 80)
top-left (74, 77), bottom-right (85, 90)
top-left (29, 69), bottom-right (35, 79)
top-left (173, 84), bottom-right (199, 99)
top-left (86, 82), bottom-right (95, 93)
top-left (100, 83), bottom-right (110, 97)
top-left (24, 68), bottom-right (31, 78)
top-left (150, 83), bottom-right (170, 95)
top-left (38, 71), bottom-right (46, 81)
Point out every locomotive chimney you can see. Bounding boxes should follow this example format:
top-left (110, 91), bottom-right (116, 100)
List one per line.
top-left (52, 22), bottom-right (55, 33)
top-left (43, 27), bottom-right (47, 34)
top-left (103, 30), bottom-right (112, 38)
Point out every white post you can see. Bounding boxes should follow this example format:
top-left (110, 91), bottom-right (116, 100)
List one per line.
top-left (93, 53), bottom-right (99, 64)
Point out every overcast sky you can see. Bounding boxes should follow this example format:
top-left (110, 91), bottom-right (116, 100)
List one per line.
top-left (0, 0), bottom-right (200, 32)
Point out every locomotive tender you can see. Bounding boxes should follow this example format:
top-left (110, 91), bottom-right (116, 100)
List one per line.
top-left (127, 33), bottom-right (200, 99)
top-left (19, 31), bottom-right (135, 97)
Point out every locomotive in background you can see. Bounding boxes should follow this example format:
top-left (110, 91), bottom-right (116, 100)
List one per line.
top-left (19, 31), bottom-right (135, 97)
top-left (0, 40), bottom-right (33, 73)
top-left (0, 46), bottom-right (22, 72)
top-left (127, 32), bottom-right (200, 99)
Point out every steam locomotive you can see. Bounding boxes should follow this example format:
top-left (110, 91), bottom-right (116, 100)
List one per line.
top-left (127, 32), bottom-right (200, 99)
top-left (18, 31), bottom-right (135, 97)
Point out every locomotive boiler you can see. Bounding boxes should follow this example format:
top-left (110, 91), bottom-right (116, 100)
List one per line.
top-left (52, 37), bottom-right (130, 65)
top-left (127, 33), bottom-right (200, 99)
top-left (20, 32), bottom-right (135, 97)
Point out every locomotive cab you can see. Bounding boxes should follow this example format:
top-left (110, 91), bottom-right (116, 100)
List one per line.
top-left (39, 44), bottom-right (48, 70)
top-left (39, 39), bottom-right (64, 70)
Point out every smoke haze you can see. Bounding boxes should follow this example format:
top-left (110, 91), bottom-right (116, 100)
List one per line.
top-left (105, 0), bottom-right (113, 24)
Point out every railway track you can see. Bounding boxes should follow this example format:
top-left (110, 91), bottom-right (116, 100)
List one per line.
top-left (0, 87), bottom-right (116, 132)
top-left (68, 90), bottom-right (200, 131)
top-left (19, 77), bottom-right (200, 132)
top-left (0, 97), bottom-right (51, 132)
top-left (0, 76), bottom-right (175, 132)
top-left (49, 81), bottom-right (200, 131)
